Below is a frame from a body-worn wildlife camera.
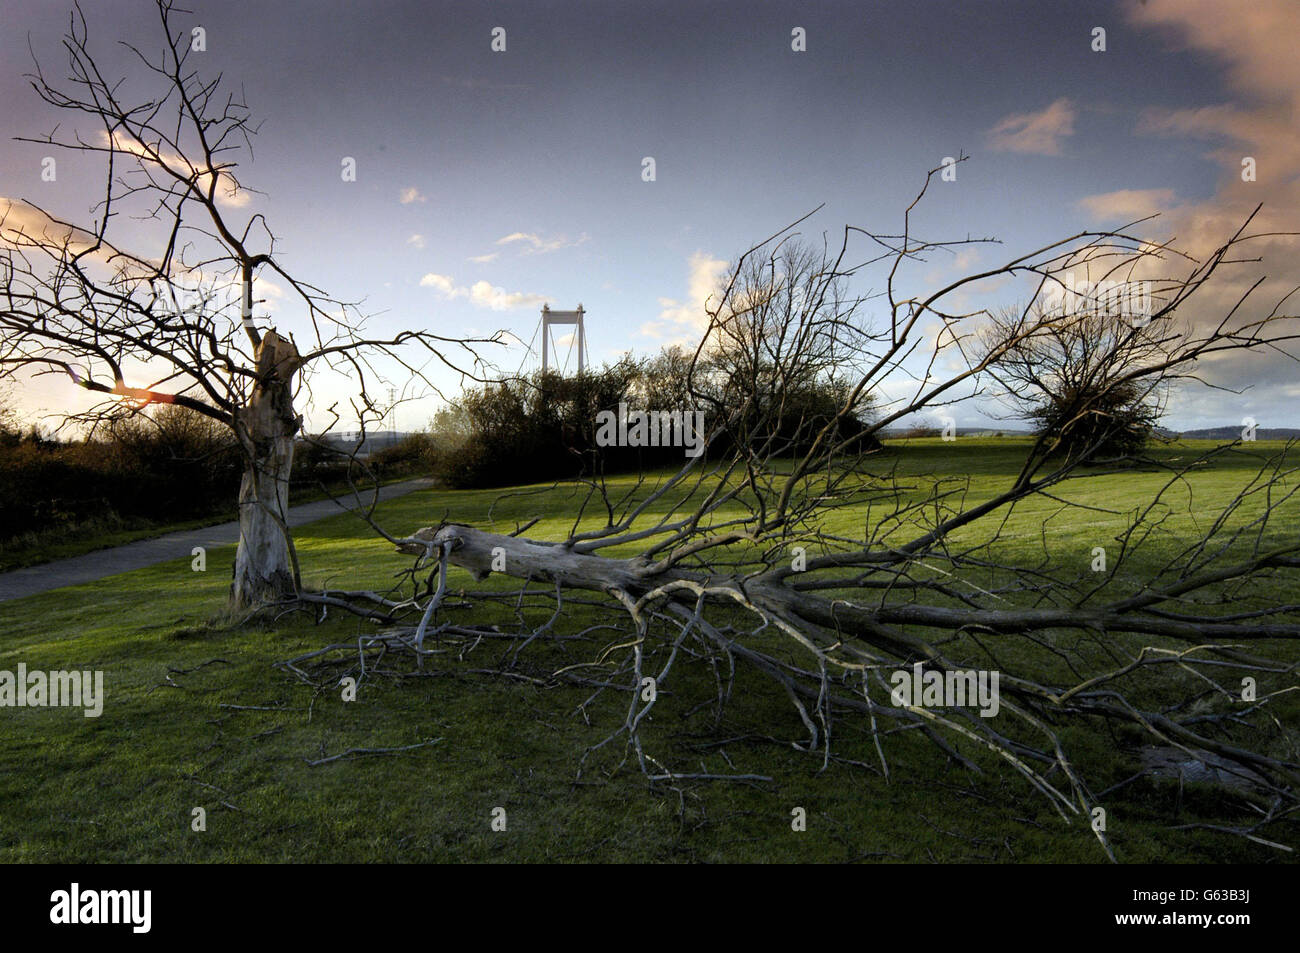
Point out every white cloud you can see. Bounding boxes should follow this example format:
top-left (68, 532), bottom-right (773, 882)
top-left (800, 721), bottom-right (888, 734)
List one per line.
top-left (400, 187), bottom-right (427, 204)
top-left (419, 272), bottom-right (548, 311)
top-left (0, 196), bottom-right (171, 279)
top-left (639, 251), bottom-right (730, 345)
top-left (463, 231), bottom-right (587, 265)
top-left (1076, 188), bottom-right (1178, 222)
top-left (98, 130), bottom-right (249, 207)
top-left (252, 275), bottom-right (283, 313)
top-left (922, 247), bottom-right (986, 289)
top-left (497, 231), bottom-right (537, 247)
top-left (494, 231), bottom-right (589, 254)
top-left (0, 197), bottom-right (100, 254)
top-left (407, 234), bottom-right (426, 249)
top-left (419, 273), bottom-right (458, 295)
top-left (467, 279), bottom-right (548, 311)
top-left (987, 98), bottom-right (1076, 155)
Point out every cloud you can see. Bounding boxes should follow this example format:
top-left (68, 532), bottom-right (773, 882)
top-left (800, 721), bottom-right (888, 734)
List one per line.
top-left (987, 98), bottom-right (1075, 155)
top-left (0, 198), bottom-right (290, 331)
top-left (419, 273), bottom-right (458, 295)
top-left (494, 231), bottom-right (589, 254)
top-left (467, 280), bottom-right (549, 311)
top-left (497, 232), bottom-right (536, 247)
top-left (0, 198), bottom-right (100, 255)
top-left (0, 196), bottom-right (165, 278)
top-left (1076, 188), bottom-right (1178, 222)
top-left (98, 130), bottom-right (249, 208)
top-left (921, 247), bottom-right (986, 289)
top-left (638, 251), bottom-right (730, 345)
top-left (419, 272), bottom-right (549, 311)
top-left (463, 231), bottom-right (587, 264)
top-left (205, 176), bottom-right (251, 208)
top-left (1087, 0), bottom-right (1300, 427)
top-left (1130, 0), bottom-right (1300, 110)
top-left (1120, 0), bottom-right (1300, 274)
top-left (1128, 1), bottom-right (1300, 199)
top-left (407, 234), bottom-right (426, 249)
top-left (253, 275), bottom-right (284, 300)
top-left (400, 187), bottom-right (427, 204)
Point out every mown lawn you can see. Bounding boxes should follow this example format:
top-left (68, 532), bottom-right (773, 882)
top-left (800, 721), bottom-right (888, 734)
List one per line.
top-left (1, 438), bottom-right (1296, 862)
top-left (0, 473), bottom-right (421, 572)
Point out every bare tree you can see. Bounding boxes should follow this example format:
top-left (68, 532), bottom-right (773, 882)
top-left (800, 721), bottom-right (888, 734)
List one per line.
top-left (983, 301), bottom-right (1169, 461)
top-left (283, 163), bottom-right (1300, 858)
top-left (690, 231), bottom-right (877, 460)
top-left (0, 1), bottom-right (499, 607)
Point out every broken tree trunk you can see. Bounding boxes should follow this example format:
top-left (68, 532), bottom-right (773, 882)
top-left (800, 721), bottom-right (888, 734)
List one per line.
top-left (230, 330), bottom-right (302, 609)
top-left (399, 523), bottom-right (932, 658)
top-left (401, 524), bottom-right (677, 592)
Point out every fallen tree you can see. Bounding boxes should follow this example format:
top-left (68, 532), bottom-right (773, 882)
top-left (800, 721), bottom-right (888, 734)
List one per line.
top-left (285, 172), bottom-right (1300, 860)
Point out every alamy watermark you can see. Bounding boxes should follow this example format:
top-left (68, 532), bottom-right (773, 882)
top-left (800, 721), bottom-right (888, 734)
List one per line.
top-left (50, 883), bottom-right (150, 933)
top-left (1039, 273), bottom-right (1154, 324)
top-left (886, 662), bottom-right (1000, 718)
top-left (0, 664), bottom-right (103, 717)
top-left (594, 402), bottom-right (706, 457)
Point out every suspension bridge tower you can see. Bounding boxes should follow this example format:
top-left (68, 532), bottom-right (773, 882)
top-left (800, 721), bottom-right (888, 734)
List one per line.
top-left (540, 303), bottom-right (586, 374)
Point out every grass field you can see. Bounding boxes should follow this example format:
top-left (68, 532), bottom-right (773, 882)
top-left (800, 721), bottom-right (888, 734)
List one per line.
top-left (2, 438), bottom-right (1297, 863)
top-left (0, 473), bottom-right (420, 573)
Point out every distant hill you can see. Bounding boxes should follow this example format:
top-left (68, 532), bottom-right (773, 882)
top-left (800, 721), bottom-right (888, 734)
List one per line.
top-left (880, 425), bottom-right (1300, 441)
top-left (1177, 427), bottom-right (1300, 441)
top-left (314, 430), bottom-right (412, 456)
top-left (880, 428), bottom-right (1030, 438)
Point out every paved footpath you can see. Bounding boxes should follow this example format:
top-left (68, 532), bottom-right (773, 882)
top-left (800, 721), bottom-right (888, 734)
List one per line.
top-left (0, 478), bottom-right (433, 603)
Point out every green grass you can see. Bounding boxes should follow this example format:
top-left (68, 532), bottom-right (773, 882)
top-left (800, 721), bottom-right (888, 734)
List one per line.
top-left (0, 473), bottom-right (420, 572)
top-left (1, 439), bottom-right (1296, 862)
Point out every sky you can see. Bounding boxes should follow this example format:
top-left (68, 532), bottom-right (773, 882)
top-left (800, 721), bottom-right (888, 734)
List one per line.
top-left (1, 0), bottom-right (1297, 434)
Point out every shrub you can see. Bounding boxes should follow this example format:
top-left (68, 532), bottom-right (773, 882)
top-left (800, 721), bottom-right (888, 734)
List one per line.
top-left (0, 403), bottom-right (240, 542)
top-left (1029, 379), bottom-right (1160, 462)
top-left (368, 432), bottom-right (438, 479)
top-left (434, 353), bottom-right (879, 489)
top-left (435, 362), bottom-right (686, 489)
